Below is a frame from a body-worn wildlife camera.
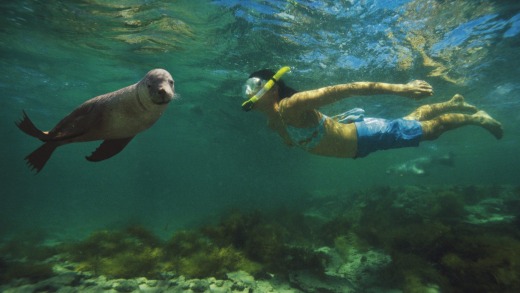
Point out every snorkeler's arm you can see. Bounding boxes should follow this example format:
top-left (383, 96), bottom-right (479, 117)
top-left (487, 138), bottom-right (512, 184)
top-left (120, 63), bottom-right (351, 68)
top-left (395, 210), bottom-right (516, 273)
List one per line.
top-left (285, 80), bottom-right (433, 111)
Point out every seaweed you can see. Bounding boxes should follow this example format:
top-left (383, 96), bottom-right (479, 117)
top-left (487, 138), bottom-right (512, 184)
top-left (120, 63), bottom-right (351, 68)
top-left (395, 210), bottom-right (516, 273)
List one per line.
top-left (350, 185), bottom-right (520, 292)
top-left (0, 232), bottom-right (58, 284)
top-left (97, 247), bottom-right (163, 279)
top-left (0, 260), bottom-right (54, 283)
top-left (163, 227), bottom-right (263, 278)
top-left (65, 225), bottom-right (164, 278)
top-left (174, 246), bottom-right (261, 279)
top-left (200, 209), bottom-right (325, 274)
top-left (0, 232), bottom-right (57, 262)
top-left (66, 223), bottom-right (264, 279)
top-left (437, 232), bottom-right (520, 292)
top-left (4, 185), bottom-right (519, 291)
top-left (319, 216), bottom-right (353, 246)
top-left (164, 230), bottom-right (210, 259)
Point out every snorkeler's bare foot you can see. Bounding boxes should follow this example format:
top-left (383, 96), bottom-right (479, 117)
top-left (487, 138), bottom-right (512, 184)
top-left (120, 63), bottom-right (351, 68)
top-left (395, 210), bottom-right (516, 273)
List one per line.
top-left (403, 80), bottom-right (434, 100)
top-left (473, 110), bottom-right (503, 139)
top-left (448, 94), bottom-right (478, 113)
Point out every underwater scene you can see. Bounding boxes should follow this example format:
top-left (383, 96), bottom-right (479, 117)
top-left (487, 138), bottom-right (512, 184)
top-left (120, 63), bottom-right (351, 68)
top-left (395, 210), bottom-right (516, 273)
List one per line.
top-left (1, 0), bottom-right (520, 292)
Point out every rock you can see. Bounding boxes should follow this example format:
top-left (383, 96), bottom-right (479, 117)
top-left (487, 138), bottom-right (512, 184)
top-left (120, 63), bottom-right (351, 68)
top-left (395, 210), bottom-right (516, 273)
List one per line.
top-left (214, 279), bottom-right (224, 287)
top-left (226, 270), bottom-right (255, 287)
top-left (265, 276), bottom-right (303, 293)
top-left (56, 287), bottom-right (77, 293)
top-left (227, 271), bottom-right (256, 292)
top-left (289, 270), bottom-right (355, 293)
top-left (180, 280), bottom-right (191, 290)
top-left (209, 283), bottom-right (231, 293)
top-left (146, 279), bottom-right (158, 287)
top-left (189, 279), bottom-right (210, 292)
top-left (334, 248), bottom-right (391, 287)
top-left (255, 280), bottom-right (275, 292)
top-left (3, 278), bottom-right (31, 288)
top-left (33, 272), bottom-right (81, 291)
top-left (52, 262), bottom-right (75, 274)
top-left (173, 275), bottom-right (185, 287)
top-left (83, 275), bottom-right (107, 287)
top-left (154, 280), bottom-right (172, 289)
top-left (138, 283), bottom-right (163, 293)
top-left (114, 279), bottom-right (139, 292)
top-left (103, 279), bottom-right (117, 290)
top-left (1, 284), bottom-right (37, 293)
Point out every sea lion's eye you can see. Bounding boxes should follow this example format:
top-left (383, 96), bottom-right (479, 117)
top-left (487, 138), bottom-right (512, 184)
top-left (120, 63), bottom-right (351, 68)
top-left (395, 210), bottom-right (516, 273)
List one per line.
top-left (168, 80), bottom-right (174, 86)
top-left (147, 83), bottom-right (151, 89)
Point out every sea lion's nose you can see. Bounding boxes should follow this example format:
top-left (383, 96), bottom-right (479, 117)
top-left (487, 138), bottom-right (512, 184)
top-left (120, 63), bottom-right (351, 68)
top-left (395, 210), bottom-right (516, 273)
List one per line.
top-left (158, 87), bottom-right (174, 100)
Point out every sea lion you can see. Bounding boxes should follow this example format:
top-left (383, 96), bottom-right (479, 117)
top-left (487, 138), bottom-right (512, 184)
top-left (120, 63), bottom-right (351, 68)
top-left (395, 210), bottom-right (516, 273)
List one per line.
top-left (16, 68), bottom-right (175, 173)
top-left (385, 152), bottom-right (455, 176)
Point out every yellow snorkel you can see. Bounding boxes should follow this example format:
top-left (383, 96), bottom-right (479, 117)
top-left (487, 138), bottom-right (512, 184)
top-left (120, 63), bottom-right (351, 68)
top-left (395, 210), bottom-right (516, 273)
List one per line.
top-left (242, 66), bottom-right (291, 112)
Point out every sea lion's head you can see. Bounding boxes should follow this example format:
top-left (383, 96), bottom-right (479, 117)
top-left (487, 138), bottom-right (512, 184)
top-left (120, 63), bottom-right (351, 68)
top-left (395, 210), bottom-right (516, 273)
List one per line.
top-left (140, 68), bottom-right (175, 105)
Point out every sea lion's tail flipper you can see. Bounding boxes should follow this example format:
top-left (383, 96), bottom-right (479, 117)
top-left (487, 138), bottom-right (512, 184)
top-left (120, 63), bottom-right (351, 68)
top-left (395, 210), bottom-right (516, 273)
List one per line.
top-left (15, 111), bottom-right (48, 141)
top-left (86, 137), bottom-right (134, 162)
top-left (435, 152), bottom-right (455, 167)
top-left (25, 142), bottom-right (59, 173)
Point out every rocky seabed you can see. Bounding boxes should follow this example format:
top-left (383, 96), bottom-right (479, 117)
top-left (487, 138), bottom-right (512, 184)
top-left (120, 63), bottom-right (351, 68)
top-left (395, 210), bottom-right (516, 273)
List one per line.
top-left (0, 269), bottom-right (306, 293)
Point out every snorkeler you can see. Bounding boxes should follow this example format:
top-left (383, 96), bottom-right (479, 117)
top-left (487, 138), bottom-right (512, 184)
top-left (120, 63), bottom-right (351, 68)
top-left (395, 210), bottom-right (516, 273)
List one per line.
top-left (241, 67), bottom-right (503, 158)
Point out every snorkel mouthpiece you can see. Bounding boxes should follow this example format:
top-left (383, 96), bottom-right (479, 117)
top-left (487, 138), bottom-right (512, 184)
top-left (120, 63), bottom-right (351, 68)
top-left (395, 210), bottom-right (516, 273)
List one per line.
top-left (241, 95), bottom-right (260, 112)
top-left (242, 66), bottom-right (291, 111)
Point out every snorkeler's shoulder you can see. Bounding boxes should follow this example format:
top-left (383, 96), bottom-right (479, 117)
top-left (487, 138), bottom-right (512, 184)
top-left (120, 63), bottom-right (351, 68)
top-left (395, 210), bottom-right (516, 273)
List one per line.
top-left (278, 98), bottom-right (306, 123)
top-left (279, 91), bottom-right (314, 114)
top-left (279, 102), bottom-right (318, 127)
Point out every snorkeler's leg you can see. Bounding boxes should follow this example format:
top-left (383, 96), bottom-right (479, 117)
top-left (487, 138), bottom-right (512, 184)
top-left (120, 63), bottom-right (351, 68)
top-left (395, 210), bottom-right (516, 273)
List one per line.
top-left (420, 111), bottom-right (503, 140)
top-left (404, 94), bottom-right (478, 121)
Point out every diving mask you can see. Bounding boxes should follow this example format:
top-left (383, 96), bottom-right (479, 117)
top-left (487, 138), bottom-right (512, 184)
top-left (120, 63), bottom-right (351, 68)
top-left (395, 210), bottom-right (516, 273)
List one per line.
top-left (243, 77), bottom-right (266, 100)
top-left (241, 66), bottom-right (291, 112)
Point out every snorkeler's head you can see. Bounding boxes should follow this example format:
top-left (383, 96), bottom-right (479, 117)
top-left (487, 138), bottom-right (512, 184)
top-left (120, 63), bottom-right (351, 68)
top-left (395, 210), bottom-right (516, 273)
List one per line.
top-left (243, 68), bottom-right (297, 102)
top-left (248, 69), bottom-right (297, 100)
top-left (249, 69), bottom-right (276, 82)
top-left (241, 66), bottom-right (296, 111)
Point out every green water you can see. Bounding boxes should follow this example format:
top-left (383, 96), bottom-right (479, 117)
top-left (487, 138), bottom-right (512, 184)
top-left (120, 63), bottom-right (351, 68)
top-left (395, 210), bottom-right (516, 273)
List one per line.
top-left (1, 0), bottom-right (519, 239)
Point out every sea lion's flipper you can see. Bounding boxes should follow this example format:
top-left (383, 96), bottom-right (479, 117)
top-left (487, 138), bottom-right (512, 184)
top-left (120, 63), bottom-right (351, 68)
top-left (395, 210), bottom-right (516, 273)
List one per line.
top-left (15, 111), bottom-right (48, 141)
top-left (25, 142), bottom-right (60, 173)
top-left (435, 152), bottom-right (455, 167)
top-left (86, 137), bottom-right (134, 162)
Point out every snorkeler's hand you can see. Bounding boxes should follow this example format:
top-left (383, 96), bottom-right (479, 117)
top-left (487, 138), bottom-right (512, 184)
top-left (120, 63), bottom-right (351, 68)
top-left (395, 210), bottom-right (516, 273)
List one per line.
top-left (403, 80), bottom-right (434, 100)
